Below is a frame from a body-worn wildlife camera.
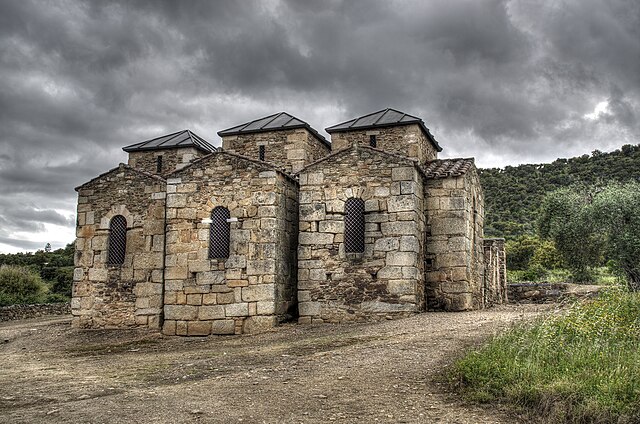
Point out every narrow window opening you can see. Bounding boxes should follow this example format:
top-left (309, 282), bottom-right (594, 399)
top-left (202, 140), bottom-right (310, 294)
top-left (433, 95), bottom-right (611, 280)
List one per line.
top-left (107, 215), bottom-right (127, 265)
top-left (209, 207), bottom-right (231, 259)
top-left (156, 155), bottom-right (163, 173)
top-left (369, 135), bottom-right (377, 148)
top-left (259, 145), bottom-right (265, 161)
top-left (344, 198), bottom-right (365, 253)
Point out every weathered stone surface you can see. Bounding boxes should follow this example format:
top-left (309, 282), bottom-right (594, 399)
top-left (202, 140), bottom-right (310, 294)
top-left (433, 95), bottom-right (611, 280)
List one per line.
top-left (164, 305), bottom-right (197, 321)
top-left (374, 237), bottom-right (399, 252)
top-left (243, 316), bottom-right (276, 334)
top-left (187, 321), bottom-right (211, 336)
top-left (225, 302), bottom-right (249, 317)
top-left (199, 305), bottom-right (225, 320)
top-left (241, 284), bottom-right (275, 302)
top-left (211, 319), bottom-right (236, 335)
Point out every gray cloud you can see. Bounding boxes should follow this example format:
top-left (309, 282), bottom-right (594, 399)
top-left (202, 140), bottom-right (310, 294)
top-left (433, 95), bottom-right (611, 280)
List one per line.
top-left (0, 0), bottom-right (638, 251)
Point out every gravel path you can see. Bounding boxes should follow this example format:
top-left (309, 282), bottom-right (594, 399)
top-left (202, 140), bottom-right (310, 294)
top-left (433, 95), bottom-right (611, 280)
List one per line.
top-left (0, 304), bottom-right (552, 423)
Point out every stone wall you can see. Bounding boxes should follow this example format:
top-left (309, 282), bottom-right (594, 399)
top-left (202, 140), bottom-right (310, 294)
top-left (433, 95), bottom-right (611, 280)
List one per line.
top-left (222, 128), bottom-right (330, 174)
top-left (297, 145), bottom-right (426, 323)
top-left (73, 164), bottom-right (166, 329)
top-left (0, 303), bottom-right (71, 321)
top-left (329, 124), bottom-right (438, 164)
top-left (162, 152), bottom-right (298, 336)
top-left (424, 167), bottom-right (485, 311)
top-left (127, 147), bottom-right (207, 176)
top-left (483, 238), bottom-right (507, 305)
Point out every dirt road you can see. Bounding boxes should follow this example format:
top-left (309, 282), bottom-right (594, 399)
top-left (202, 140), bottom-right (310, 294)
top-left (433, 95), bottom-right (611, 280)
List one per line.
top-left (0, 305), bottom-right (550, 423)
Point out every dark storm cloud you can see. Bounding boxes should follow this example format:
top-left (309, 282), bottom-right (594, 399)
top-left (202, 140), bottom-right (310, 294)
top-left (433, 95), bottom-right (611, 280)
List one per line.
top-left (0, 0), bottom-right (638, 251)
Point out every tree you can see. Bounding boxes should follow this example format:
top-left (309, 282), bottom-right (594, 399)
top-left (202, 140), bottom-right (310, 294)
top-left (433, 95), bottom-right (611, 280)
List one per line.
top-left (538, 188), bottom-right (605, 282)
top-left (591, 183), bottom-right (640, 290)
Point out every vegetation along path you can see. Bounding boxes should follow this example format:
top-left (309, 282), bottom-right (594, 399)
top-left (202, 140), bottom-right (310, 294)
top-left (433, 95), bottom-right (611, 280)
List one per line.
top-left (0, 305), bottom-right (551, 423)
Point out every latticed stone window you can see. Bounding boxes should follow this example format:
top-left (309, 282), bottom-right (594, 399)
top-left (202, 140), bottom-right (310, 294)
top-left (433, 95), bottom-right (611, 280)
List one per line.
top-left (107, 215), bottom-right (127, 265)
top-left (369, 135), bottom-right (377, 148)
top-left (344, 197), bottom-right (365, 253)
top-left (209, 206), bottom-right (231, 259)
top-left (259, 145), bottom-right (265, 161)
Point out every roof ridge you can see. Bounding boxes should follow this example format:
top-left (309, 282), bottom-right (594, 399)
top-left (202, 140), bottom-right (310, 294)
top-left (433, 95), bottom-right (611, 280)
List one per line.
top-left (75, 163), bottom-right (166, 191)
top-left (123, 129), bottom-right (215, 153)
top-left (262, 112), bottom-right (285, 129)
top-left (295, 143), bottom-right (426, 180)
top-left (166, 149), bottom-right (297, 183)
top-left (372, 109), bottom-right (390, 125)
top-left (159, 130), bottom-right (185, 147)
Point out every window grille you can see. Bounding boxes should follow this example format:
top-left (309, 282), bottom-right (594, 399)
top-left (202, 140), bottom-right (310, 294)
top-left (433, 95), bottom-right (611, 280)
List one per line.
top-left (107, 215), bottom-right (127, 265)
top-left (209, 207), bottom-right (231, 259)
top-left (156, 155), bottom-right (163, 173)
top-left (344, 198), bottom-right (365, 253)
top-left (259, 145), bottom-right (265, 161)
top-left (369, 135), bottom-right (377, 148)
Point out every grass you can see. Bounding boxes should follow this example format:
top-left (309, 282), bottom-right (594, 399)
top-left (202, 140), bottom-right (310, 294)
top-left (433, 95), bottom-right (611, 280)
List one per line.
top-left (451, 287), bottom-right (640, 423)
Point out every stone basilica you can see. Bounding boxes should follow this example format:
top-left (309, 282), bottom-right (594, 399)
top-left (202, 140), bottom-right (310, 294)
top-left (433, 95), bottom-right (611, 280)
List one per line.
top-left (73, 108), bottom-right (507, 335)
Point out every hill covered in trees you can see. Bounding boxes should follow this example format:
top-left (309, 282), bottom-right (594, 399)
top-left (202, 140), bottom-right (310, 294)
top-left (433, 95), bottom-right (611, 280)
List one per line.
top-left (480, 144), bottom-right (640, 240)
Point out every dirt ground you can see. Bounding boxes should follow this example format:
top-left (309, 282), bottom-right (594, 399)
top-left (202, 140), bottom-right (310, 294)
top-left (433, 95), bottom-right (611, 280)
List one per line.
top-left (0, 304), bottom-right (554, 424)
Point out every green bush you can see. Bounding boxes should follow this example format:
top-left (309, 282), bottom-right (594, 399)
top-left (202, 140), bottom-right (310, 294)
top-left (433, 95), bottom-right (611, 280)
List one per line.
top-left (506, 235), bottom-right (563, 271)
top-left (0, 265), bottom-right (48, 306)
top-left (451, 288), bottom-right (640, 423)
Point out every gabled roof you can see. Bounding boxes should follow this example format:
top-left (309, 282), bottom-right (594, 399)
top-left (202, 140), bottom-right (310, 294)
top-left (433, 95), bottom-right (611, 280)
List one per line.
top-left (75, 163), bottom-right (165, 191)
top-left (122, 130), bottom-right (216, 153)
top-left (296, 143), bottom-right (428, 180)
top-left (422, 158), bottom-right (474, 179)
top-left (325, 108), bottom-right (442, 152)
top-left (217, 112), bottom-right (330, 147)
top-left (168, 150), bottom-right (297, 184)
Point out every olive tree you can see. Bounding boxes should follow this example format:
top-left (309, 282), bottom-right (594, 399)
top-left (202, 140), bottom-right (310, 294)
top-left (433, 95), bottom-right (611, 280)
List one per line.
top-left (591, 183), bottom-right (640, 290)
top-left (538, 188), bottom-right (605, 282)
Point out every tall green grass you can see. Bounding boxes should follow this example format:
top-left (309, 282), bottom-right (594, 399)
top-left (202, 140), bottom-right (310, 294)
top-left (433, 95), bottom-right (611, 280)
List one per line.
top-left (452, 288), bottom-right (640, 423)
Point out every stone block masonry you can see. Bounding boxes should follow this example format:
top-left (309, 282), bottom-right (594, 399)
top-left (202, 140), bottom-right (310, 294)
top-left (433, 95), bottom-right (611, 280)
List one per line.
top-left (424, 168), bottom-right (485, 311)
top-left (222, 128), bottom-right (330, 174)
top-left (73, 164), bottom-right (166, 329)
top-left (329, 124), bottom-right (438, 164)
top-left (73, 109), bottom-right (507, 336)
top-left (297, 145), bottom-right (427, 323)
top-left (161, 152), bottom-right (298, 335)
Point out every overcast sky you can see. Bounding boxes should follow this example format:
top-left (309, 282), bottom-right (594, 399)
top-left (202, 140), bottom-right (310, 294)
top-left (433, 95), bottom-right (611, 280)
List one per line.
top-left (0, 0), bottom-right (639, 253)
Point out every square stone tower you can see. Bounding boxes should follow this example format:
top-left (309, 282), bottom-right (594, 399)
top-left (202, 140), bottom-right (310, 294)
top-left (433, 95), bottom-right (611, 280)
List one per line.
top-left (218, 112), bottom-right (331, 173)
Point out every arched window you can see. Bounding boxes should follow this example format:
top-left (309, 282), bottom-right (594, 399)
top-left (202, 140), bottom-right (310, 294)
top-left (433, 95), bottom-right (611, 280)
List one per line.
top-left (209, 207), bottom-right (231, 259)
top-left (107, 215), bottom-right (127, 265)
top-left (344, 198), bottom-right (365, 253)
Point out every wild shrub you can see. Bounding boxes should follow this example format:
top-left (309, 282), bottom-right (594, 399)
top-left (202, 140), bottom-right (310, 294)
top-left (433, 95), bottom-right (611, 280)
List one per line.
top-left (0, 265), bottom-right (48, 306)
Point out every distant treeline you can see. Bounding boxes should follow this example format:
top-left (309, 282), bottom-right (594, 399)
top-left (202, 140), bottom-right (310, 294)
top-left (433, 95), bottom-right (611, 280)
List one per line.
top-left (480, 143), bottom-right (640, 240)
top-left (0, 243), bottom-right (74, 303)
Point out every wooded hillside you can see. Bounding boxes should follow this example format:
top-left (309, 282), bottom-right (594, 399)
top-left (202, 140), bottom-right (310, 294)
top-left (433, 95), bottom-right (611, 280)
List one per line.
top-left (480, 144), bottom-right (640, 239)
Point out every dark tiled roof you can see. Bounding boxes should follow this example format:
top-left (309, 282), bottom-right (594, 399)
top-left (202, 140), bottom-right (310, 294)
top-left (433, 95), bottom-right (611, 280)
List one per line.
top-left (122, 130), bottom-right (216, 153)
top-left (217, 112), bottom-right (330, 147)
top-left (325, 108), bottom-right (442, 152)
top-left (422, 158), bottom-right (474, 179)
